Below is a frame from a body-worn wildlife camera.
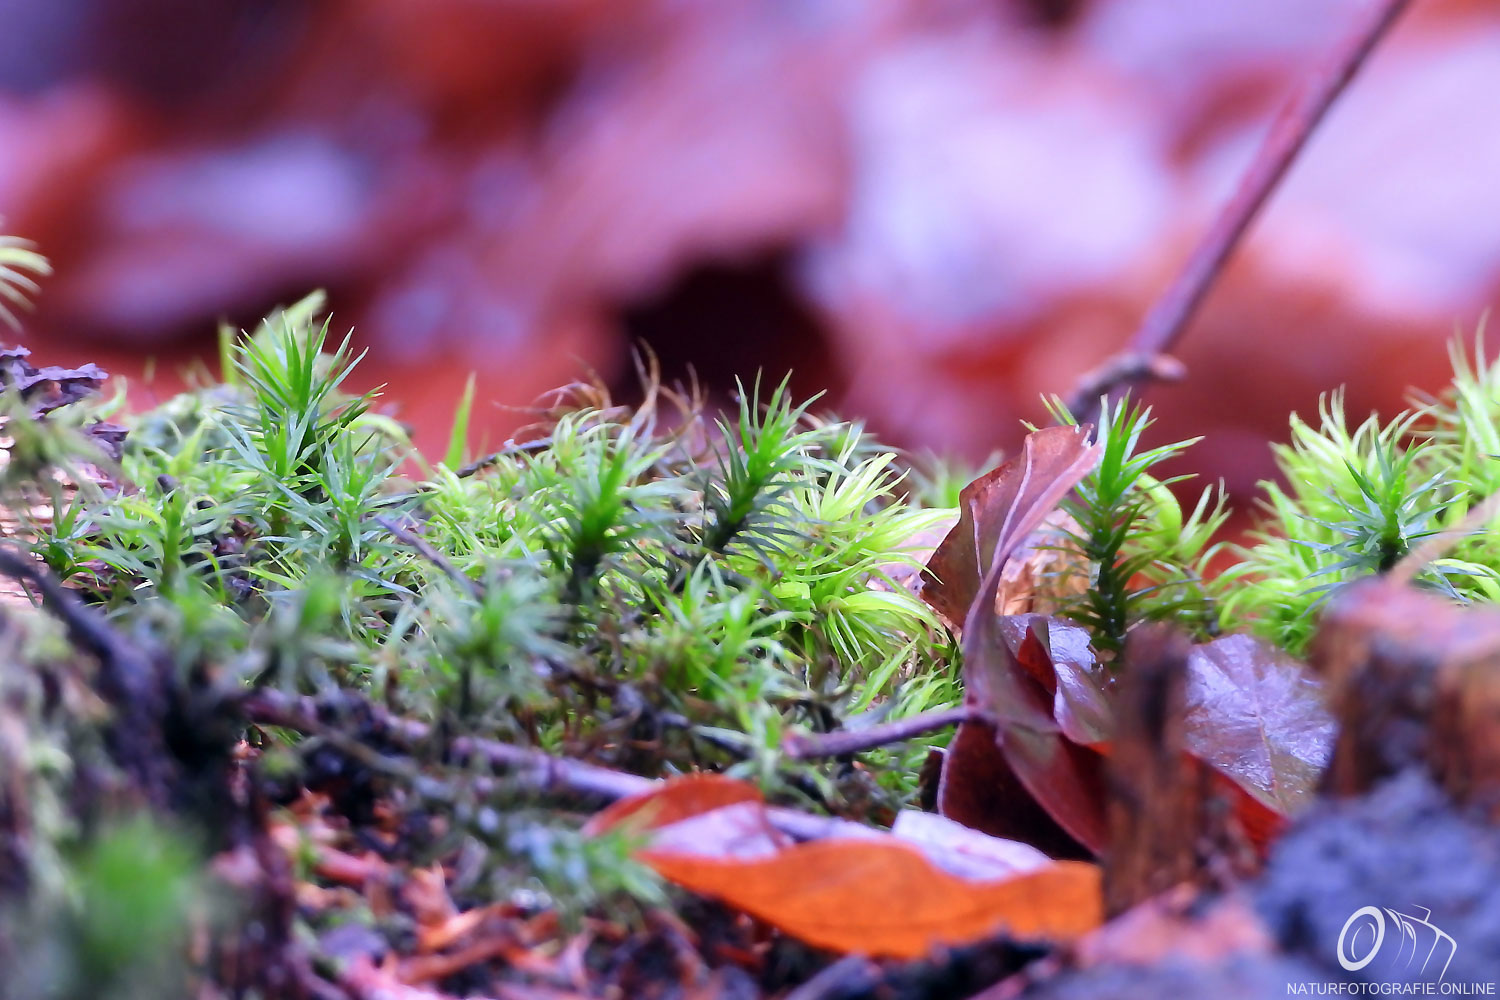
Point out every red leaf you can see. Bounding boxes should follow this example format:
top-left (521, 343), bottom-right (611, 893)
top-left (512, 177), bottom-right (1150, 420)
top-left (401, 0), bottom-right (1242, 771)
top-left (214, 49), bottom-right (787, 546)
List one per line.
top-left (939, 719), bottom-right (1105, 858)
top-left (1004, 614), bottom-right (1114, 747)
top-left (1181, 634), bottom-right (1335, 816)
top-left (934, 428), bottom-right (1110, 853)
top-left (922, 425), bottom-right (1101, 631)
top-left (959, 428), bottom-right (1101, 728)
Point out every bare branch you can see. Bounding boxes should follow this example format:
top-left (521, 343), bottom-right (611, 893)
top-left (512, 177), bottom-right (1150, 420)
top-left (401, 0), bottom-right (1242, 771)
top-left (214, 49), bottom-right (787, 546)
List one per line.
top-left (781, 706), bottom-right (975, 760)
top-left (1067, 0), bottom-right (1414, 422)
top-left (375, 515), bottom-right (481, 598)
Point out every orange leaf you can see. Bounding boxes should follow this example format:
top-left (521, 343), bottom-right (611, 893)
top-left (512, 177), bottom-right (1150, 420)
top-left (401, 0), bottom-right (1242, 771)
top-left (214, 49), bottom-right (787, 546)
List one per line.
top-left (582, 773), bottom-right (759, 836)
top-left (591, 776), bottom-right (1102, 959)
top-left (641, 841), bottom-right (1102, 959)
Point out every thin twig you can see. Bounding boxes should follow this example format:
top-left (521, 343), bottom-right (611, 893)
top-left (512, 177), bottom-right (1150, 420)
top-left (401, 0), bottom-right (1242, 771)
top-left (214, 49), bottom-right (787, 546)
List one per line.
top-left (244, 687), bottom-right (655, 801)
top-left (241, 688), bottom-right (882, 844)
top-left (1067, 0), bottom-right (1414, 422)
top-left (781, 705), bottom-right (975, 760)
top-left (455, 436), bottom-right (554, 478)
top-left (375, 515), bottom-right (481, 598)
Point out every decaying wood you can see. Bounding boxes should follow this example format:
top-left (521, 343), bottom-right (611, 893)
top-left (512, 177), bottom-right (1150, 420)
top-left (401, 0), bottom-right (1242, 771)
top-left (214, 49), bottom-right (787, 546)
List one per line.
top-left (1314, 579), bottom-right (1500, 819)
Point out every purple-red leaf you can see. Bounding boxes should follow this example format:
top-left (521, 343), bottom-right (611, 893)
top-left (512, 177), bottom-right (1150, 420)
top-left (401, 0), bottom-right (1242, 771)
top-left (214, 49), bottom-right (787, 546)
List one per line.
top-left (1004, 615), bottom-right (1114, 747)
top-left (938, 719), bottom-right (1099, 859)
top-left (935, 427), bottom-right (1109, 853)
top-left (1181, 634), bottom-right (1335, 816)
top-left (922, 424), bottom-right (1101, 631)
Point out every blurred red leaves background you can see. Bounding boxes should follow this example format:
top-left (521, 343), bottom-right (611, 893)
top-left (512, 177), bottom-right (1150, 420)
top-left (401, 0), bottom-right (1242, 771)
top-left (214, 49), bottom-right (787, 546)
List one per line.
top-left (4, 0), bottom-right (1499, 487)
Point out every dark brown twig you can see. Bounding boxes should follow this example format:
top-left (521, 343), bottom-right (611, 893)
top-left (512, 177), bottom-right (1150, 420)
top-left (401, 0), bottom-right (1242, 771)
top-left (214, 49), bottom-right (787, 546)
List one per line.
top-left (455, 436), bottom-right (555, 478)
top-left (1067, 0), bottom-right (1414, 422)
top-left (781, 705), bottom-right (975, 760)
top-left (242, 687), bottom-right (884, 843)
top-left (374, 515), bottom-right (482, 598)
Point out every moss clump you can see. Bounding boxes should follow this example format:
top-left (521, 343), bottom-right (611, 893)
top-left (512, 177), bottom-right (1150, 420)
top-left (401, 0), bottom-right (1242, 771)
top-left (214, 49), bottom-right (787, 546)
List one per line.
top-left (24, 294), bottom-right (958, 812)
top-left (1221, 334), bottom-right (1500, 654)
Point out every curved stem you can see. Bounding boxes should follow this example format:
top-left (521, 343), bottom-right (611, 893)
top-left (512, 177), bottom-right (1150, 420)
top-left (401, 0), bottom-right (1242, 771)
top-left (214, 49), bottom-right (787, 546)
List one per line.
top-left (1068, 0), bottom-right (1415, 422)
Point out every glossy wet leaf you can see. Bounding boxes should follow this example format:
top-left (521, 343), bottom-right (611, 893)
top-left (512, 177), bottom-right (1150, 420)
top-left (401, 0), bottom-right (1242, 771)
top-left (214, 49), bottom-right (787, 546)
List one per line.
top-left (1181, 634), bottom-right (1336, 816)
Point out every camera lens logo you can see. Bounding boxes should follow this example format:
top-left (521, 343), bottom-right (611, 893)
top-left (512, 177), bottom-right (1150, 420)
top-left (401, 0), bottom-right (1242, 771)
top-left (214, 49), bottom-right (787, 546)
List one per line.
top-left (1337, 905), bottom-right (1457, 982)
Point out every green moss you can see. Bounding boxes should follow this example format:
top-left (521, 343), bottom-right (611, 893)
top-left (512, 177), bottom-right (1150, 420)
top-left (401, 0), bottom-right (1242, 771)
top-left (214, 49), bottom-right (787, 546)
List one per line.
top-left (24, 295), bottom-right (957, 813)
top-left (1222, 331), bottom-right (1500, 654)
top-left (1043, 396), bottom-right (1227, 658)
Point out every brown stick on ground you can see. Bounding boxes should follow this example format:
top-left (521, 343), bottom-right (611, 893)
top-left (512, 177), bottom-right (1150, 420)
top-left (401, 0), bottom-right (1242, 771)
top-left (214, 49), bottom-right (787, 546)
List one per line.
top-left (1066, 0), bottom-right (1414, 423)
top-left (781, 705), bottom-right (975, 760)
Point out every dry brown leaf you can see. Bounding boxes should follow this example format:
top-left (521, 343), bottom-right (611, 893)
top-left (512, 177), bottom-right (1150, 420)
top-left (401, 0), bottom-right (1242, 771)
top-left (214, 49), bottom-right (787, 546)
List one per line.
top-left (642, 840), bottom-right (1102, 960)
top-left (591, 774), bottom-right (1102, 960)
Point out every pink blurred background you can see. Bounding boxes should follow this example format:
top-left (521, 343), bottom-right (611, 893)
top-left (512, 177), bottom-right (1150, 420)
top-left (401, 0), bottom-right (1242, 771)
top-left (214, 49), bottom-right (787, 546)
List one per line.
top-left (3, 0), bottom-right (1499, 501)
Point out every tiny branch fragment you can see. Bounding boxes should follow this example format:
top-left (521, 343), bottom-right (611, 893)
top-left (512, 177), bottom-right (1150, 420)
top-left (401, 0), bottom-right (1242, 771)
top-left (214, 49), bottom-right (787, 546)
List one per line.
top-left (243, 687), bottom-right (656, 802)
top-left (1067, 0), bottom-right (1414, 422)
top-left (375, 515), bottom-right (481, 598)
top-left (455, 436), bottom-right (554, 478)
top-left (1064, 352), bottom-right (1187, 418)
top-left (781, 706), bottom-right (975, 760)
top-left (241, 688), bottom-right (878, 843)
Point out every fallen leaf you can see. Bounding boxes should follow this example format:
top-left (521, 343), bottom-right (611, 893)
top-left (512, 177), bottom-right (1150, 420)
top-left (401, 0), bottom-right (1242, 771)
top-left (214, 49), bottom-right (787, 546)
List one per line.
top-left (955, 426), bottom-right (1103, 730)
top-left (1004, 615), bottom-right (1114, 748)
top-left (1181, 634), bottom-right (1336, 817)
top-left (642, 840), bottom-right (1102, 959)
top-left (582, 772), bottom-right (760, 837)
top-left (644, 801), bottom-right (789, 860)
top-left (922, 425), bottom-right (1102, 632)
top-left (889, 809), bottom-right (1050, 880)
top-left (989, 722), bottom-right (1110, 854)
top-left (937, 720), bottom-right (1097, 859)
top-left (591, 776), bottom-right (1103, 959)
top-left (935, 427), bottom-right (1109, 854)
